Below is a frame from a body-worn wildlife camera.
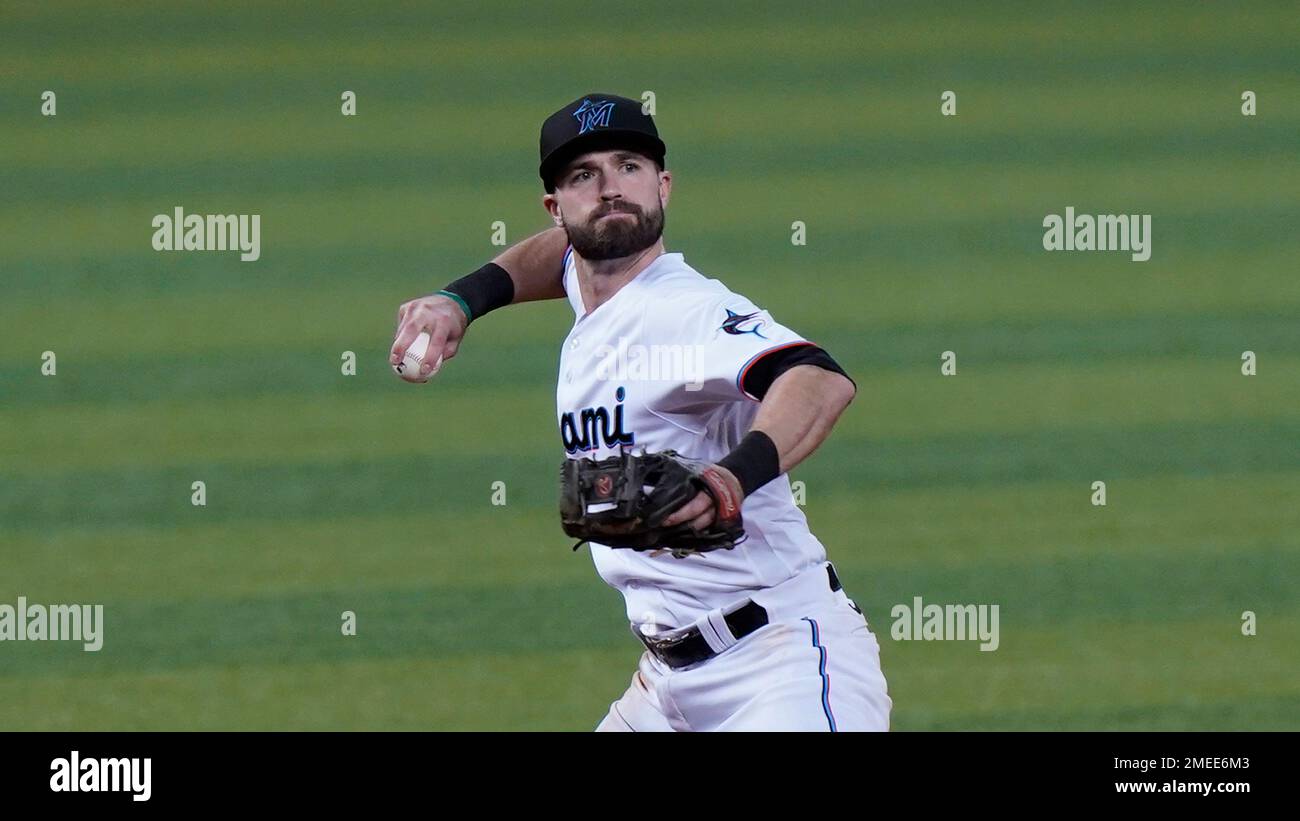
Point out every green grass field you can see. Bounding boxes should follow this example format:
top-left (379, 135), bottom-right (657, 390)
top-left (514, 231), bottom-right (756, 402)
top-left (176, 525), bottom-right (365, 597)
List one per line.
top-left (2, 0), bottom-right (1298, 730)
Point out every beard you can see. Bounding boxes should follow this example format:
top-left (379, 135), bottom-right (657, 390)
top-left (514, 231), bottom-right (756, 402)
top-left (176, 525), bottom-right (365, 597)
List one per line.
top-left (564, 199), bottom-right (665, 261)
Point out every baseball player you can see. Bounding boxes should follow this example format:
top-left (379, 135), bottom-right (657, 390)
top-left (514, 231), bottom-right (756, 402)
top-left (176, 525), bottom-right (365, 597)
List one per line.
top-left (392, 93), bottom-right (891, 731)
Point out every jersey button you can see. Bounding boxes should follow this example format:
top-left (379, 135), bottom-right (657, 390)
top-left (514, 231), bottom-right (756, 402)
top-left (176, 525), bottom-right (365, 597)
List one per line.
top-left (570, 336), bottom-right (580, 349)
top-left (565, 370), bottom-right (574, 383)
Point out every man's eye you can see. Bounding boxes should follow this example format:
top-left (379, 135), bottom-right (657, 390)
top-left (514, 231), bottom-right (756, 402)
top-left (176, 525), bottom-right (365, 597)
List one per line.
top-left (622, 162), bottom-right (639, 172)
top-left (574, 170), bottom-right (593, 182)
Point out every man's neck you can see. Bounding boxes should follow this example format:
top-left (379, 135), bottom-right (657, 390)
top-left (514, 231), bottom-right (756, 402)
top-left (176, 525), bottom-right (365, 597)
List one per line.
top-left (575, 239), bottom-right (665, 314)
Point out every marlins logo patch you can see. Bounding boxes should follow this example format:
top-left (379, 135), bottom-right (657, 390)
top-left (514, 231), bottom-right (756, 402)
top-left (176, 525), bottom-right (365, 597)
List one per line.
top-left (720, 309), bottom-right (768, 339)
top-left (573, 99), bottom-right (616, 134)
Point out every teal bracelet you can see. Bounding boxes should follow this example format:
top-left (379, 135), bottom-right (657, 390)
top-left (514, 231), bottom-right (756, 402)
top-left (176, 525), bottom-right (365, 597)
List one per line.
top-left (437, 290), bottom-right (473, 322)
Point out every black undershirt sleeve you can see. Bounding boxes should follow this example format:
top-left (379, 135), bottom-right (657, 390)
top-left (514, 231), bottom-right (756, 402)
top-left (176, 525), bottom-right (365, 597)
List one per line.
top-left (740, 344), bottom-right (855, 401)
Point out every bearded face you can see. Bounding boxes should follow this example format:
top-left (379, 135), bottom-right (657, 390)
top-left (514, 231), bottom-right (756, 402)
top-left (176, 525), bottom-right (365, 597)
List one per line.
top-left (564, 196), bottom-right (666, 261)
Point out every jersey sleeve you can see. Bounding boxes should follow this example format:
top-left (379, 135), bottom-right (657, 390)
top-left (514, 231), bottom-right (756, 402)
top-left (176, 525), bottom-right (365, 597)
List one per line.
top-left (654, 291), bottom-right (815, 409)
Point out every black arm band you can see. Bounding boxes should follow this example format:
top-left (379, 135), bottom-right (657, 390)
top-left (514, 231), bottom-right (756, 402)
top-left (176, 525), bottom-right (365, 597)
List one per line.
top-left (718, 430), bottom-right (782, 497)
top-left (741, 344), bottom-right (855, 401)
top-left (439, 262), bottom-right (515, 323)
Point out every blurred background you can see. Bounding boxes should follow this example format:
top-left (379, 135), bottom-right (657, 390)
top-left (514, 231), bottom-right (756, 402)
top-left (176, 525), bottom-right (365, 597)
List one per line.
top-left (1, 0), bottom-right (1297, 730)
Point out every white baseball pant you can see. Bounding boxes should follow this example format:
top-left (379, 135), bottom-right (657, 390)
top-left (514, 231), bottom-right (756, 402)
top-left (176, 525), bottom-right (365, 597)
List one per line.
top-left (596, 564), bottom-right (892, 731)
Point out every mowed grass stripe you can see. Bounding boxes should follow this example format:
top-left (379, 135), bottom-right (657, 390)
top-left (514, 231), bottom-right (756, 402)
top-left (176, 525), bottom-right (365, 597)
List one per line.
top-left (6, 155), bottom-right (1300, 258)
top-left (846, 544), bottom-right (1298, 637)
top-left (2, 509), bottom-right (597, 600)
top-left (0, 451), bottom-right (558, 530)
top-left (0, 2), bottom-right (879, 79)
top-left (3, 311), bottom-right (1296, 407)
top-left (0, 543), bottom-right (1292, 681)
top-left (0, 284), bottom-right (574, 361)
top-left (4, 472), bottom-right (1296, 599)
top-left (0, 620), bottom-right (1289, 730)
top-left (6, 211), bottom-right (1300, 304)
top-left (0, 648), bottom-right (640, 731)
top-left (0, 344), bottom-right (563, 407)
top-left (0, 382), bottom-right (560, 466)
top-left (0, 579), bottom-right (631, 679)
top-left (2, 646), bottom-right (1293, 731)
top-left (4, 16), bottom-right (1296, 125)
top-left (887, 618), bottom-right (1300, 730)
top-left (3, 419), bottom-right (1298, 530)
top-left (804, 419), bottom-right (1300, 495)
top-left (815, 473), bottom-right (1300, 572)
top-left (3, 357), bottom-right (1297, 473)
top-left (4, 242), bottom-right (1299, 360)
top-left (914, 695), bottom-right (1300, 731)
top-left (4, 197), bottom-right (1295, 328)
top-left (8, 68), bottom-right (1300, 175)
top-left (10, 117), bottom-right (1300, 204)
top-left (5, 253), bottom-right (1298, 363)
top-left (5, 0), bottom-right (1291, 64)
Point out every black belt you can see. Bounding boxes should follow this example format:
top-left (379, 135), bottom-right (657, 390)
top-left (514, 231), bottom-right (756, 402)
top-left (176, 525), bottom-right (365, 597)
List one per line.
top-left (635, 564), bottom-right (844, 670)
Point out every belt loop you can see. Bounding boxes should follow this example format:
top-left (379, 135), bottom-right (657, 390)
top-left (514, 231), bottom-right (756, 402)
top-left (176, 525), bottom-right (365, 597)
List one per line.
top-left (701, 611), bottom-right (737, 654)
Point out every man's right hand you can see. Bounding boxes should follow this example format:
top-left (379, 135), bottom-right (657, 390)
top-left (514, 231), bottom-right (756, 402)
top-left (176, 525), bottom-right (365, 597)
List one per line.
top-left (390, 226), bottom-right (569, 382)
top-left (390, 294), bottom-right (470, 381)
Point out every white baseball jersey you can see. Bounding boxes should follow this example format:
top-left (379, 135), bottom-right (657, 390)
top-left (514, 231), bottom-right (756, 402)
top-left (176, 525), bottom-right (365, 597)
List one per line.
top-left (557, 247), bottom-right (830, 630)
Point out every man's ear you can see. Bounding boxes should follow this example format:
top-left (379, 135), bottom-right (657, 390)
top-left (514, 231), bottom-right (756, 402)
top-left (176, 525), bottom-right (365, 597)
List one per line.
top-left (658, 170), bottom-right (673, 208)
top-left (542, 193), bottom-right (564, 226)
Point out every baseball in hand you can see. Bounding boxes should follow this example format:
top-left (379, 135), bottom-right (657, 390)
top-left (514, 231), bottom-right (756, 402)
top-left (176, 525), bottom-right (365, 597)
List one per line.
top-left (393, 331), bottom-right (442, 382)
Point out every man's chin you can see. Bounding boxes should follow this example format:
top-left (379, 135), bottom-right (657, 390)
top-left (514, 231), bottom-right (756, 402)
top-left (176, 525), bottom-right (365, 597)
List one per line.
top-left (585, 237), bottom-right (659, 261)
top-left (583, 247), bottom-right (645, 262)
top-left (567, 210), bottom-right (664, 261)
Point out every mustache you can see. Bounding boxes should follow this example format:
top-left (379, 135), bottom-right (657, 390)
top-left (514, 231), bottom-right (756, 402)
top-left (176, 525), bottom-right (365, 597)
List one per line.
top-left (593, 202), bottom-right (643, 219)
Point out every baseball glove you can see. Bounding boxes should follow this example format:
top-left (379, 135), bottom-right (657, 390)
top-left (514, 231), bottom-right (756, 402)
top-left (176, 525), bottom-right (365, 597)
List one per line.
top-left (560, 449), bottom-right (745, 558)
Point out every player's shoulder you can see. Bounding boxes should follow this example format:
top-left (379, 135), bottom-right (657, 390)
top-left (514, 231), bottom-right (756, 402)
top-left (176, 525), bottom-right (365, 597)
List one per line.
top-left (641, 253), bottom-right (754, 314)
top-left (639, 268), bottom-right (773, 347)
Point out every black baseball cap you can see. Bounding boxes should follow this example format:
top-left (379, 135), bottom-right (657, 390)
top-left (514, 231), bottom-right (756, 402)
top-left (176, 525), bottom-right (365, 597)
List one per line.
top-left (539, 93), bottom-right (666, 193)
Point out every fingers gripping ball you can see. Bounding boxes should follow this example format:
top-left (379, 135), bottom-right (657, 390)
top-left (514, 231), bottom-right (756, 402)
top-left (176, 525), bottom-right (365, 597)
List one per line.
top-left (560, 450), bottom-right (746, 559)
top-left (392, 331), bottom-right (443, 382)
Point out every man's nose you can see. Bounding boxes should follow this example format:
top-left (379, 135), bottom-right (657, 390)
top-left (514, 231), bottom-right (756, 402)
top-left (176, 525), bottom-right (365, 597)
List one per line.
top-left (600, 176), bottom-right (624, 200)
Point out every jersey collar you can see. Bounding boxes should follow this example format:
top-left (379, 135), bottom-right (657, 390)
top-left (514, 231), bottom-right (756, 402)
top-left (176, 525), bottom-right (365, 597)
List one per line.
top-left (575, 251), bottom-right (683, 320)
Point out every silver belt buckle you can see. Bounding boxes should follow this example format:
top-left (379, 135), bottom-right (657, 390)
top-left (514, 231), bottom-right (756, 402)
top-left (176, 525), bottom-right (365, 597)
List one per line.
top-left (633, 622), bottom-right (693, 660)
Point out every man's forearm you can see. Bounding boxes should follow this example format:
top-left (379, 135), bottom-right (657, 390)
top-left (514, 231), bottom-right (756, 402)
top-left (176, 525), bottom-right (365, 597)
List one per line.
top-left (392, 227), bottom-right (568, 372)
top-left (669, 364), bottom-right (854, 529)
top-left (751, 365), bottom-right (856, 474)
top-left (492, 226), bottom-right (569, 303)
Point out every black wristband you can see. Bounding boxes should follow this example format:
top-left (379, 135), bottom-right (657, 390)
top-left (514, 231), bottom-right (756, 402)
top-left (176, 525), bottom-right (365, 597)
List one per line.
top-left (440, 262), bottom-right (515, 323)
top-left (717, 430), bottom-right (782, 497)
